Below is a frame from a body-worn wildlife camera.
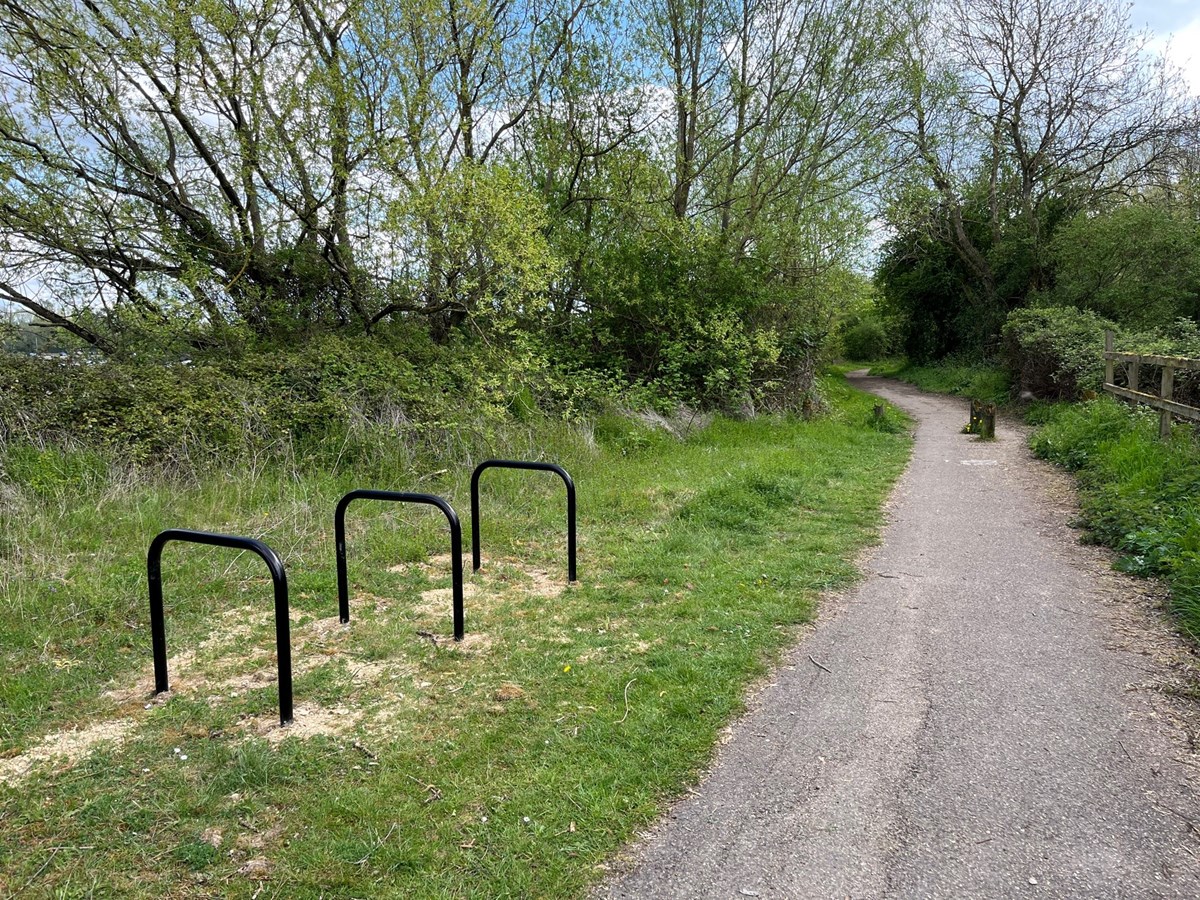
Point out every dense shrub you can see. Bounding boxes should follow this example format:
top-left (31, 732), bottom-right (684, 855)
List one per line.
top-left (841, 319), bottom-right (889, 360)
top-left (1117, 319), bottom-right (1200, 410)
top-left (1049, 204), bottom-right (1200, 328)
top-left (0, 329), bottom-right (652, 467)
top-left (1003, 309), bottom-right (1200, 403)
top-left (1001, 307), bottom-right (1117, 399)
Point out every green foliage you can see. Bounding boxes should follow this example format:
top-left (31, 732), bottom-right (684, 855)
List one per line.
top-left (841, 319), bottom-right (889, 361)
top-left (1048, 203), bottom-right (1200, 328)
top-left (1030, 397), bottom-right (1200, 641)
top-left (0, 0), bottom-right (898, 401)
top-left (566, 226), bottom-right (784, 411)
top-left (880, 192), bottom-right (1200, 369)
top-left (660, 312), bottom-right (780, 410)
top-left (1001, 306), bottom-right (1117, 399)
top-left (875, 208), bottom-right (1004, 361)
top-left (0, 329), bottom-right (642, 467)
top-left (1028, 395), bottom-right (1139, 470)
top-left (1001, 309), bottom-right (1200, 404)
top-left (388, 162), bottom-right (560, 333)
top-left (1121, 318), bottom-right (1200, 359)
top-left (878, 0), bottom-right (1194, 360)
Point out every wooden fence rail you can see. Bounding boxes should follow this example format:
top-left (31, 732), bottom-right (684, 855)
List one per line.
top-left (1102, 330), bottom-right (1200, 438)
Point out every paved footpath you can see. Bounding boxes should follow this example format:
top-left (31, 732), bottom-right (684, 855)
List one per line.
top-left (599, 375), bottom-right (1200, 899)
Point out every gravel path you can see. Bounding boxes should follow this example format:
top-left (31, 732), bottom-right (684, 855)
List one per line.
top-left (598, 374), bottom-right (1200, 899)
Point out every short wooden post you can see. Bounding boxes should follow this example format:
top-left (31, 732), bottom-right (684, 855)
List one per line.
top-left (1160, 365), bottom-right (1175, 439)
top-left (979, 403), bottom-right (996, 440)
top-left (1104, 330), bottom-right (1115, 389)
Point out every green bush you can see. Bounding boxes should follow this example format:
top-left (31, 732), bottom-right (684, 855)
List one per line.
top-left (1001, 307), bottom-right (1117, 399)
top-left (1118, 319), bottom-right (1200, 411)
top-left (0, 330), bottom-right (552, 467)
top-left (1001, 310), bottom-right (1200, 405)
top-left (1049, 203), bottom-right (1200, 328)
top-left (842, 320), bottom-right (889, 361)
top-left (659, 311), bottom-right (780, 411)
top-left (0, 324), bottom-right (712, 480)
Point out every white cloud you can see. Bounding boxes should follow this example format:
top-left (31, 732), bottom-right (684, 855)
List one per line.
top-left (1151, 14), bottom-right (1200, 95)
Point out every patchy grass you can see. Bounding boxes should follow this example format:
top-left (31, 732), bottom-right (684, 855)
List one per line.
top-left (0, 375), bottom-right (910, 898)
top-left (870, 358), bottom-right (1012, 405)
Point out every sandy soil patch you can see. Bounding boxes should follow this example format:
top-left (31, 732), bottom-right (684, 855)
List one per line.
top-left (412, 582), bottom-right (481, 617)
top-left (244, 703), bottom-right (365, 745)
top-left (0, 719), bottom-right (136, 786)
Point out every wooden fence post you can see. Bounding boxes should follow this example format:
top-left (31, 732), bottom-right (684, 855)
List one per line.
top-left (1104, 330), bottom-right (1115, 388)
top-left (1161, 365), bottom-right (1175, 439)
top-left (1102, 337), bottom-right (1200, 439)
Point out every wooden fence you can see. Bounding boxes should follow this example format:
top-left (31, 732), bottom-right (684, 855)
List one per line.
top-left (1102, 330), bottom-right (1200, 438)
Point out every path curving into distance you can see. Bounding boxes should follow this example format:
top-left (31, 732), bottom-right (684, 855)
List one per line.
top-left (599, 374), bottom-right (1200, 899)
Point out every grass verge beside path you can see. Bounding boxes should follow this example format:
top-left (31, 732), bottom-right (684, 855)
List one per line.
top-left (0, 375), bottom-right (910, 898)
top-left (1031, 397), bottom-right (1200, 644)
top-left (868, 358), bottom-right (1012, 406)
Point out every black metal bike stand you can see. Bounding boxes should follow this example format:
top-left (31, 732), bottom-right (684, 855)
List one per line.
top-left (470, 460), bottom-right (576, 582)
top-left (148, 529), bottom-right (294, 726)
top-left (335, 490), bottom-right (465, 640)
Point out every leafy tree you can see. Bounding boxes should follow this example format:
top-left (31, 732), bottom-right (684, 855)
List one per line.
top-left (882, 0), bottom-right (1198, 353)
top-left (0, 0), bottom-right (590, 347)
top-left (1047, 202), bottom-right (1200, 327)
top-left (0, 0), bottom-right (916, 416)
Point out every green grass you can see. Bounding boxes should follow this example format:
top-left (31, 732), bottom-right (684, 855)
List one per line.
top-left (0, 375), bottom-right (910, 898)
top-left (870, 358), bottom-right (1012, 405)
top-left (1031, 396), bottom-right (1200, 643)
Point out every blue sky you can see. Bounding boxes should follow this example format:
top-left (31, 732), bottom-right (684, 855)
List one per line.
top-left (1131, 0), bottom-right (1200, 92)
top-left (1130, 0), bottom-right (1196, 33)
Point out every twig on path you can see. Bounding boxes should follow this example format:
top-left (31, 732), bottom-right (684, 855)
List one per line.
top-left (1117, 739), bottom-right (1132, 762)
top-left (616, 679), bottom-right (636, 724)
top-left (808, 654), bottom-right (832, 674)
top-left (876, 572), bottom-right (925, 579)
top-left (405, 775), bottom-right (442, 803)
top-left (352, 739), bottom-right (378, 761)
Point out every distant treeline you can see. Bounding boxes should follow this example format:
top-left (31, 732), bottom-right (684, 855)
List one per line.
top-left (0, 0), bottom-right (1195, 413)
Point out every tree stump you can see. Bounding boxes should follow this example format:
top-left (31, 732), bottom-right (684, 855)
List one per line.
top-left (978, 403), bottom-right (996, 440)
top-left (966, 400), bottom-right (996, 439)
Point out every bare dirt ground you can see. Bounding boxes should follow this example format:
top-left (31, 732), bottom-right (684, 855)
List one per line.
top-left (599, 374), bottom-right (1200, 900)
